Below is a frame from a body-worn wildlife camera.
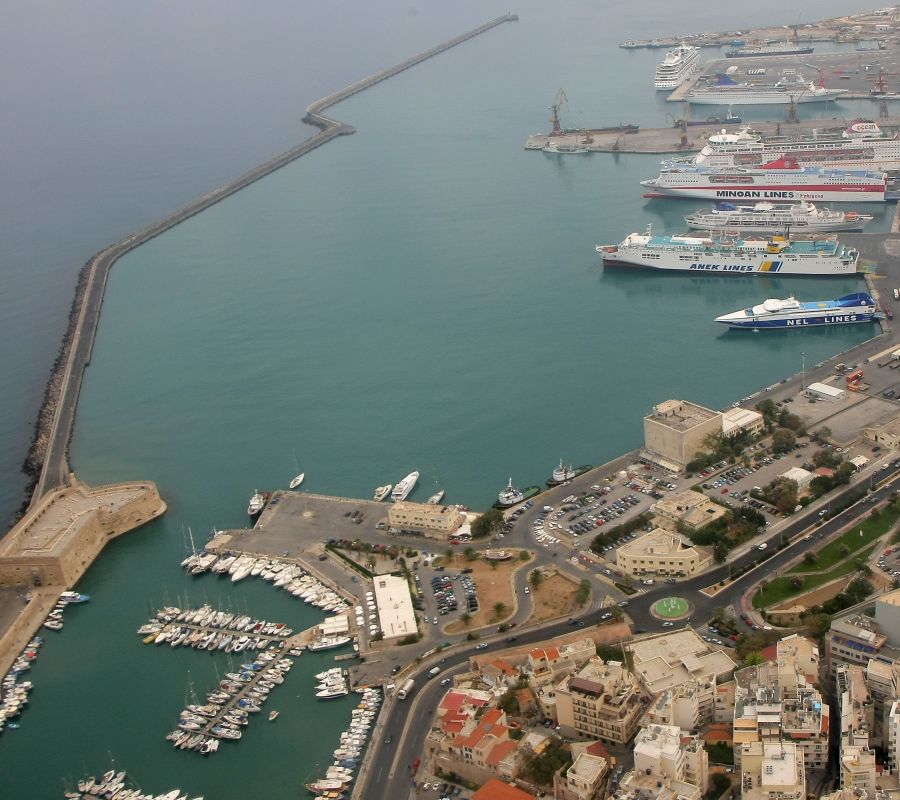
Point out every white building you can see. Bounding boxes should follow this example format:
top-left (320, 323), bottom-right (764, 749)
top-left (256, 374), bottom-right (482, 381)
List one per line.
top-left (778, 466), bottom-right (813, 491)
top-left (806, 382), bottom-right (847, 402)
top-left (634, 724), bottom-right (708, 793)
top-left (372, 573), bottom-right (417, 640)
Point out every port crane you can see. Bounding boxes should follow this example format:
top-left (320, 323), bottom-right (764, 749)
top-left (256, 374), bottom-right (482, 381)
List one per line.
top-left (549, 88), bottom-right (569, 135)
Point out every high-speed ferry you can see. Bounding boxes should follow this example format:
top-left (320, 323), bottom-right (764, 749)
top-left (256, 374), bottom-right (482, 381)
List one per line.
top-left (641, 157), bottom-right (888, 203)
top-left (715, 292), bottom-right (876, 328)
top-left (597, 226), bottom-right (859, 276)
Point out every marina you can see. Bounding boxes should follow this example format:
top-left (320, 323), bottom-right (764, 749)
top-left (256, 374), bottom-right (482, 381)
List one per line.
top-left (66, 769), bottom-right (203, 800)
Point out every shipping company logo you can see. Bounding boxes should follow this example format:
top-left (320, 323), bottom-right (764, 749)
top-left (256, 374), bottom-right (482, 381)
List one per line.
top-left (786, 314), bottom-right (860, 326)
top-left (715, 190), bottom-right (797, 199)
top-left (689, 263), bottom-right (755, 272)
top-left (758, 261), bottom-right (782, 273)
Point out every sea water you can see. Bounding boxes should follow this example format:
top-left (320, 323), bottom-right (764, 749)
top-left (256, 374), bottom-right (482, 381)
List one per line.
top-left (0, 0), bottom-right (888, 796)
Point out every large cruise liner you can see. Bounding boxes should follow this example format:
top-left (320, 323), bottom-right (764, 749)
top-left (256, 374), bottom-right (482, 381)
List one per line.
top-left (689, 121), bottom-right (900, 172)
top-left (391, 471), bottom-right (419, 502)
top-left (596, 226), bottom-right (859, 276)
top-left (684, 201), bottom-right (873, 233)
top-left (641, 158), bottom-right (888, 203)
top-left (725, 41), bottom-right (814, 58)
top-left (654, 44), bottom-right (700, 90)
top-left (686, 73), bottom-right (844, 105)
top-left (715, 292), bottom-right (876, 328)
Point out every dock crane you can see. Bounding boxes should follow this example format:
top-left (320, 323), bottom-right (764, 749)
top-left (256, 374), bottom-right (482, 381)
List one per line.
top-left (549, 88), bottom-right (569, 136)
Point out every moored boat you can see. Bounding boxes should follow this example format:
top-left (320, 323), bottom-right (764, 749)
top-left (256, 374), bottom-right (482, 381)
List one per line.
top-left (289, 472), bottom-right (305, 489)
top-left (684, 200), bottom-right (873, 233)
top-left (496, 477), bottom-right (524, 508)
top-left (391, 471), bottom-right (419, 502)
top-left (715, 292), bottom-right (877, 329)
top-left (247, 490), bottom-right (266, 516)
top-left (426, 490), bottom-right (445, 505)
top-left (654, 43), bottom-right (700, 90)
top-left (373, 484), bottom-right (392, 502)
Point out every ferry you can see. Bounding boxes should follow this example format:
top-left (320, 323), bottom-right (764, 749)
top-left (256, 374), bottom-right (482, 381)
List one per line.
top-left (684, 201), bottom-right (873, 233)
top-left (688, 121), bottom-right (900, 172)
top-left (391, 471), bottom-right (419, 502)
top-left (597, 226), bottom-right (859, 276)
top-left (247, 490), bottom-right (266, 516)
top-left (715, 292), bottom-right (876, 328)
top-left (726, 41), bottom-right (814, 58)
top-left (686, 73), bottom-right (844, 105)
top-left (373, 484), bottom-right (392, 502)
top-left (641, 158), bottom-right (888, 203)
top-left (497, 477), bottom-right (524, 507)
top-left (654, 44), bottom-right (700, 90)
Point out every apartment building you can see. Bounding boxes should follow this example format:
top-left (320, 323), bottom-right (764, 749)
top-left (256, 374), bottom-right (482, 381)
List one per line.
top-left (633, 724), bottom-right (709, 793)
top-left (739, 741), bottom-right (806, 800)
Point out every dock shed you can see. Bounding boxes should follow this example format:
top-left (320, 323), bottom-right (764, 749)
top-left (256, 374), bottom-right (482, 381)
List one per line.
top-left (806, 382), bottom-right (847, 402)
top-left (372, 573), bottom-right (417, 641)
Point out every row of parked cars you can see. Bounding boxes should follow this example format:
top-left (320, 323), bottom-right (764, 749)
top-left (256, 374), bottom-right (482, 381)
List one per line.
top-left (568, 494), bottom-right (643, 538)
top-left (425, 573), bottom-right (478, 618)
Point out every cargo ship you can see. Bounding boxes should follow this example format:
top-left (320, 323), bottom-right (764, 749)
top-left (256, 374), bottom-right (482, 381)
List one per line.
top-left (715, 292), bottom-right (876, 328)
top-left (641, 158), bottom-right (887, 203)
top-left (596, 226), bottom-right (859, 276)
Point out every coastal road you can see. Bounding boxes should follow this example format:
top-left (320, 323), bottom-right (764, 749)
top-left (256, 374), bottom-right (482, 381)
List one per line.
top-left (361, 466), bottom-right (900, 800)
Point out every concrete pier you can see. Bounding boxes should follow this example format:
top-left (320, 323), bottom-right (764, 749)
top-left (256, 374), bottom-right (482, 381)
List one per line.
top-left (25, 14), bottom-right (519, 508)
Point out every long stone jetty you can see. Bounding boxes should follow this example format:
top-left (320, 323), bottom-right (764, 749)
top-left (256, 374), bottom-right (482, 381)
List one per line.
top-left (23, 13), bottom-right (518, 509)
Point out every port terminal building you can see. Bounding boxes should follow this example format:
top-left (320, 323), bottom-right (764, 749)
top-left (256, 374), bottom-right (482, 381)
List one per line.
top-left (388, 501), bottom-right (464, 537)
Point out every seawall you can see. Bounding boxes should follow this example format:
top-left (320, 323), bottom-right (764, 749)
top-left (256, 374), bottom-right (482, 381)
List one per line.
top-left (21, 14), bottom-right (518, 512)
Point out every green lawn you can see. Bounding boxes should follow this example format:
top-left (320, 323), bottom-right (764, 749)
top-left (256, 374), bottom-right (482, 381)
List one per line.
top-left (790, 507), bottom-right (900, 573)
top-left (753, 544), bottom-right (877, 609)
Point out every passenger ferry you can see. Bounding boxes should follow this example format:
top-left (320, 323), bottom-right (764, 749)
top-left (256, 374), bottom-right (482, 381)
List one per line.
top-left (715, 292), bottom-right (876, 328)
top-left (684, 201), bottom-right (873, 233)
top-left (641, 158), bottom-right (887, 203)
top-left (654, 44), bottom-right (700, 90)
top-left (686, 73), bottom-right (844, 105)
top-left (726, 41), bottom-right (814, 58)
top-left (597, 226), bottom-right (859, 276)
top-left (688, 121), bottom-right (900, 172)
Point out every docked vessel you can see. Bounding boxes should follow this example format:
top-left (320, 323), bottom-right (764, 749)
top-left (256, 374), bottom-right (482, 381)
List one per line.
top-left (289, 473), bottom-right (304, 489)
top-left (58, 591), bottom-right (90, 604)
top-left (641, 158), bottom-right (888, 203)
top-left (373, 484), bottom-right (392, 502)
top-left (688, 121), bottom-right (900, 172)
top-left (654, 44), bottom-right (700, 90)
top-left (391, 471), bottom-right (419, 502)
top-left (726, 41), bottom-right (814, 58)
top-left (426, 490), bottom-right (445, 505)
top-left (551, 460), bottom-right (575, 483)
top-left (542, 141), bottom-right (589, 155)
top-left (715, 292), bottom-right (876, 328)
top-left (247, 491), bottom-right (266, 517)
top-left (684, 201), bottom-right (873, 233)
top-left (497, 478), bottom-right (524, 508)
top-left (597, 226), bottom-right (859, 276)
top-left (308, 635), bottom-right (352, 652)
top-left (686, 73), bottom-right (844, 105)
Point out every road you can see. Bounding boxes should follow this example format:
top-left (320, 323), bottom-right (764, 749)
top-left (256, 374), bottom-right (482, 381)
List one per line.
top-left (360, 464), bottom-right (900, 800)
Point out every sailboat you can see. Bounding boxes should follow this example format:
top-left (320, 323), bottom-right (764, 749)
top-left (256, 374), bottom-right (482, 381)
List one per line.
top-left (289, 473), bottom-right (305, 489)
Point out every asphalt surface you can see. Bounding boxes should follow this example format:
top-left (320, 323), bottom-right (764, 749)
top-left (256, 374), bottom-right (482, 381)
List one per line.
top-left (361, 463), bottom-right (900, 800)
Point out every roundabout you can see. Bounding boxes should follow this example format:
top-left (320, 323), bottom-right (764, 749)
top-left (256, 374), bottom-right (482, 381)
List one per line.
top-left (651, 596), bottom-right (692, 620)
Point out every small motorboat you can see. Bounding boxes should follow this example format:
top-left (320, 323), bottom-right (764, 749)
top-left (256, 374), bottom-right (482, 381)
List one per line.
top-left (289, 473), bottom-right (305, 489)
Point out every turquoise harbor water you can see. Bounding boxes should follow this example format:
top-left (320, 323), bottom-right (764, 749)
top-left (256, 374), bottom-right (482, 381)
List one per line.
top-left (0, 0), bottom-right (894, 797)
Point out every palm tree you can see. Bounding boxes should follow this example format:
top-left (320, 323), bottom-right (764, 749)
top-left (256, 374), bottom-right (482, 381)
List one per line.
top-left (492, 601), bottom-right (507, 620)
top-left (460, 611), bottom-right (472, 627)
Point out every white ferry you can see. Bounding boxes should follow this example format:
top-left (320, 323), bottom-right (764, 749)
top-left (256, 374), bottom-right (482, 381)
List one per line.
top-left (687, 73), bottom-right (844, 105)
top-left (596, 226), bottom-right (859, 276)
top-left (726, 41), bottom-right (814, 58)
top-left (689, 121), bottom-right (900, 172)
top-left (641, 158), bottom-right (887, 203)
top-left (497, 477), bottom-right (524, 507)
top-left (715, 292), bottom-right (876, 328)
top-left (391, 471), bottom-right (419, 502)
top-left (684, 201), bottom-right (873, 233)
top-left (654, 44), bottom-right (700, 90)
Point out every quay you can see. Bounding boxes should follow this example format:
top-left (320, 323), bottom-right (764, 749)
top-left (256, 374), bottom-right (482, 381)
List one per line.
top-left (24, 13), bottom-right (519, 508)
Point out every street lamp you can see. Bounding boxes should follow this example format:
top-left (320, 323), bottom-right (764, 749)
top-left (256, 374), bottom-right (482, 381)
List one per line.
top-left (801, 351), bottom-right (806, 392)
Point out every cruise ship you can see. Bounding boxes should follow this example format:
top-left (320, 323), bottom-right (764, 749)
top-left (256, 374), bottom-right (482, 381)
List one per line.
top-left (689, 121), bottom-right (900, 172)
top-left (641, 158), bottom-right (888, 203)
top-left (685, 201), bottom-right (873, 233)
top-left (726, 41), bottom-right (814, 58)
top-left (391, 471), bottom-right (419, 502)
top-left (686, 73), bottom-right (844, 105)
top-left (596, 226), bottom-right (859, 276)
top-left (654, 44), bottom-right (700, 90)
top-left (715, 292), bottom-right (876, 328)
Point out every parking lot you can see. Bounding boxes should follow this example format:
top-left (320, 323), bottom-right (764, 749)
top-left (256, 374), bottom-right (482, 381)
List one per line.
top-left (411, 562), bottom-right (479, 628)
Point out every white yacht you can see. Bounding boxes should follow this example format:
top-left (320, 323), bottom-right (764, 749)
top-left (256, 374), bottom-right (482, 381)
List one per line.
top-left (247, 491), bottom-right (266, 516)
top-left (373, 484), bottom-right (392, 502)
top-left (654, 44), bottom-right (700, 90)
top-left (289, 473), bottom-right (304, 489)
top-left (426, 490), bottom-right (445, 505)
top-left (391, 471), bottom-right (419, 502)
top-left (497, 477), bottom-right (524, 507)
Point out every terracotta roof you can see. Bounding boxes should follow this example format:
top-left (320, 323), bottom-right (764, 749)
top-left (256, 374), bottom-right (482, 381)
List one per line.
top-left (440, 691), bottom-right (470, 713)
top-left (516, 688), bottom-right (536, 707)
top-left (489, 659), bottom-right (519, 676)
top-left (586, 741), bottom-right (609, 758)
top-left (472, 779), bottom-right (536, 800)
top-left (759, 644), bottom-right (778, 662)
top-left (530, 646), bottom-right (560, 661)
top-left (456, 708), bottom-right (508, 750)
top-left (487, 739), bottom-right (519, 767)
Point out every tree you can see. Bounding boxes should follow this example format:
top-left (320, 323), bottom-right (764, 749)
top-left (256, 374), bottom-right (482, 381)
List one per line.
top-left (530, 569), bottom-right (543, 591)
top-left (811, 426), bottom-right (832, 444)
top-left (575, 579), bottom-right (591, 606)
top-left (772, 427), bottom-right (796, 454)
top-left (460, 611), bottom-right (472, 627)
top-left (444, 547), bottom-right (454, 562)
top-left (712, 607), bottom-right (727, 626)
top-left (463, 547), bottom-right (477, 562)
top-left (471, 508), bottom-right (505, 539)
top-left (790, 576), bottom-right (804, 589)
top-left (492, 601), bottom-right (508, 620)
top-left (743, 652), bottom-right (763, 667)
top-left (519, 550), bottom-right (530, 561)
top-left (803, 551), bottom-right (817, 566)
top-left (713, 542), bottom-right (728, 563)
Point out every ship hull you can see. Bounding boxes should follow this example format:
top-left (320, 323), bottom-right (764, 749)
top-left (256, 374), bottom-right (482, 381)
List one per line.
top-left (726, 47), bottom-right (814, 58)
top-left (643, 185), bottom-right (885, 203)
top-left (601, 253), bottom-right (855, 276)
top-left (718, 310), bottom-right (875, 328)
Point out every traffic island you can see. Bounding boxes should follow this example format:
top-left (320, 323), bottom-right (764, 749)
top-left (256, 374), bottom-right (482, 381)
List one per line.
top-left (650, 596), bottom-right (693, 620)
